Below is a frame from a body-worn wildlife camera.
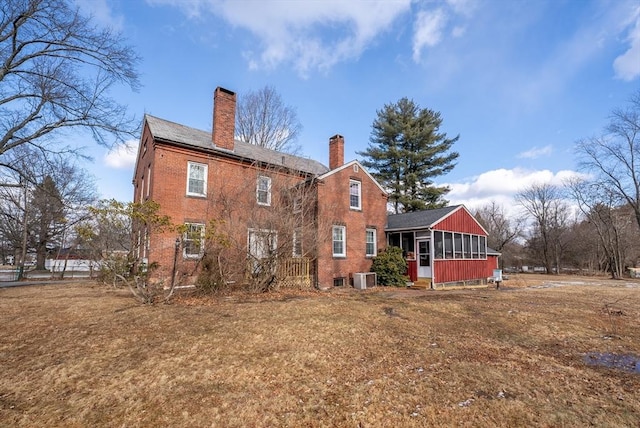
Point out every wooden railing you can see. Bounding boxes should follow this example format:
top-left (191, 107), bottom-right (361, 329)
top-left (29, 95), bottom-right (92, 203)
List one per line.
top-left (277, 257), bottom-right (311, 288)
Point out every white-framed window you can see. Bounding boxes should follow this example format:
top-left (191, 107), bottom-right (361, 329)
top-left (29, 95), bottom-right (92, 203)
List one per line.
top-left (187, 162), bottom-right (207, 197)
top-left (365, 228), bottom-right (376, 257)
top-left (183, 223), bottom-right (205, 258)
top-left (248, 229), bottom-right (278, 260)
top-left (257, 176), bottom-right (272, 206)
top-left (349, 180), bottom-right (361, 210)
top-left (293, 228), bottom-right (303, 257)
top-left (332, 225), bottom-right (346, 257)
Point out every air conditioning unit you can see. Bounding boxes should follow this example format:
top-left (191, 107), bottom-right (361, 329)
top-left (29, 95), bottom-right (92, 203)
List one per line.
top-left (353, 272), bottom-right (377, 290)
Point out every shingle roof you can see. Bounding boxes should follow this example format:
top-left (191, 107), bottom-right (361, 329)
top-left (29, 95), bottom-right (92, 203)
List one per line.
top-left (386, 205), bottom-right (461, 230)
top-left (145, 114), bottom-right (329, 176)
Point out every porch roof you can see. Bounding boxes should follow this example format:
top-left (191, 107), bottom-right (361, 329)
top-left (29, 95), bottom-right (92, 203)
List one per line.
top-left (386, 205), bottom-right (460, 231)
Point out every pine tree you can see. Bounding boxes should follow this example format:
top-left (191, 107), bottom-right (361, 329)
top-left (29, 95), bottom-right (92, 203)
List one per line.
top-left (358, 97), bottom-right (459, 213)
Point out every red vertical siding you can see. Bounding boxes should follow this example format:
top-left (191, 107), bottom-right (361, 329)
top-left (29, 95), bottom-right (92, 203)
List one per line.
top-left (433, 206), bottom-right (486, 235)
top-left (487, 255), bottom-right (499, 276)
top-left (434, 259), bottom-right (490, 283)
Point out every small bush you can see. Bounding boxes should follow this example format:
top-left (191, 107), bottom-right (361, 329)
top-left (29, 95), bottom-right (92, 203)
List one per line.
top-left (371, 246), bottom-right (407, 286)
top-left (196, 251), bottom-right (229, 293)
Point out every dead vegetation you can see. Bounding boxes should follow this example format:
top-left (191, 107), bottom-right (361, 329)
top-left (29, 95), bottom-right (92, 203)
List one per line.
top-left (0, 275), bottom-right (639, 427)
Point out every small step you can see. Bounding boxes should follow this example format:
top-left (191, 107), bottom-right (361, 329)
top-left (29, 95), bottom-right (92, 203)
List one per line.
top-left (407, 279), bottom-right (431, 289)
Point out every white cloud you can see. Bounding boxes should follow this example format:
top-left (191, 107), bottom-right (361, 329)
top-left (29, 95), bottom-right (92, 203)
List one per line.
top-left (104, 140), bottom-right (138, 169)
top-left (74, 0), bottom-right (124, 31)
top-left (517, 145), bottom-right (553, 159)
top-left (442, 167), bottom-right (584, 216)
top-left (147, 0), bottom-right (410, 75)
top-left (613, 9), bottom-right (640, 81)
top-left (412, 9), bottom-right (447, 62)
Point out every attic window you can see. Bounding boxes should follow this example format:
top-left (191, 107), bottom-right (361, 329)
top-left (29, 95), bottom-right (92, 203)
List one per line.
top-left (353, 164), bottom-right (359, 173)
top-left (349, 180), bottom-right (361, 210)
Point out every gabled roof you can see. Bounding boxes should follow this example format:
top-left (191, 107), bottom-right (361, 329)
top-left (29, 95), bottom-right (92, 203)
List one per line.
top-left (316, 159), bottom-right (388, 195)
top-left (386, 205), bottom-right (460, 231)
top-left (144, 114), bottom-right (329, 176)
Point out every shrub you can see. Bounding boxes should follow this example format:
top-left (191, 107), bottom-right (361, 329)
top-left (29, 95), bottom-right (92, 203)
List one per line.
top-left (371, 246), bottom-right (407, 286)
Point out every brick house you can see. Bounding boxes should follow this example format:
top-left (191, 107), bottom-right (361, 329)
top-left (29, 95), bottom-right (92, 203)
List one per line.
top-left (132, 87), bottom-right (388, 289)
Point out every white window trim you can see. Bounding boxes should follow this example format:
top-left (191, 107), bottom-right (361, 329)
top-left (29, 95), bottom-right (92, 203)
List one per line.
top-left (257, 176), bottom-right (272, 206)
top-left (365, 228), bottom-right (377, 257)
top-left (293, 196), bottom-right (302, 214)
top-left (248, 228), bottom-right (278, 259)
top-left (332, 225), bottom-right (346, 258)
top-left (186, 162), bottom-right (207, 197)
top-left (183, 223), bottom-right (205, 259)
top-left (146, 165), bottom-right (151, 197)
top-left (349, 180), bottom-right (362, 210)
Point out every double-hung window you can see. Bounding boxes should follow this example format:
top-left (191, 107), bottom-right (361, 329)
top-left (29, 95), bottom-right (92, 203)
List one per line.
top-left (257, 176), bottom-right (272, 206)
top-left (293, 196), bottom-right (302, 214)
top-left (365, 228), bottom-right (376, 257)
top-left (183, 223), bottom-right (205, 258)
top-left (349, 180), bottom-right (361, 210)
top-left (332, 225), bottom-right (346, 257)
top-left (187, 162), bottom-right (207, 197)
top-left (146, 165), bottom-right (151, 197)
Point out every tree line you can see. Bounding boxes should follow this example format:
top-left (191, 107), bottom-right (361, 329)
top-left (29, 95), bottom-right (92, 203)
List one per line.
top-left (475, 92), bottom-right (640, 278)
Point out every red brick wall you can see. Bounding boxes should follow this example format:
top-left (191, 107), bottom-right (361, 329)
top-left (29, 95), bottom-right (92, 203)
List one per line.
top-left (315, 162), bottom-right (388, 289)
top-left (136, 136), bottom-right (309, 283)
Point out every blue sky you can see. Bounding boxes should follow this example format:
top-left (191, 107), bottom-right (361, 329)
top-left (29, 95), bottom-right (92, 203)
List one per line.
top-left (77, 0), bottom-right (640, 213)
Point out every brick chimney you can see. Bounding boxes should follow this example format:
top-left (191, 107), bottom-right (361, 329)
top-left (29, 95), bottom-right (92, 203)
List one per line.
top-left (212, 87), bottom-right (236, 151)
top-left (329, 134), bottom-right (344, 170)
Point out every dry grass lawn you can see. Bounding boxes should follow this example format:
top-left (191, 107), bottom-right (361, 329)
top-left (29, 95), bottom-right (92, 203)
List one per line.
top-left (1, 274), bottom-right (639, 427)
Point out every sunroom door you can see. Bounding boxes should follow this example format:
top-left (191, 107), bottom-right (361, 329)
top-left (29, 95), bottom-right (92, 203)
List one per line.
top-left (417, 239), bottom-right (431, 278)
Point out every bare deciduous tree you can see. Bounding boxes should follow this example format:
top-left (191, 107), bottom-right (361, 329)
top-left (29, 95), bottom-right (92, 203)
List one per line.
top-left (0, 0), bottom-right (140, 159)
top-left (0, 146), bottom-right (97, 271)
top-left (192, 163), bottom-right (332, 293)
top-left (576, 90), bottom-right (640, 230)
top-left (235, 86), bottom-right (302, 154)
top-left (473, 201), bottom-right (524, 257)
top-left (567, 178), bottom-right (636, 278)
top-left (516, 183), bottom-right (571, 274)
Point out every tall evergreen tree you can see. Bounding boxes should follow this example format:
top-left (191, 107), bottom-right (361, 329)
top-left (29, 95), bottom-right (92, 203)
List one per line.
top-left (358, 97), bottom-right (459, 213)
top-left (31, 176), bottom-right (65, 269)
